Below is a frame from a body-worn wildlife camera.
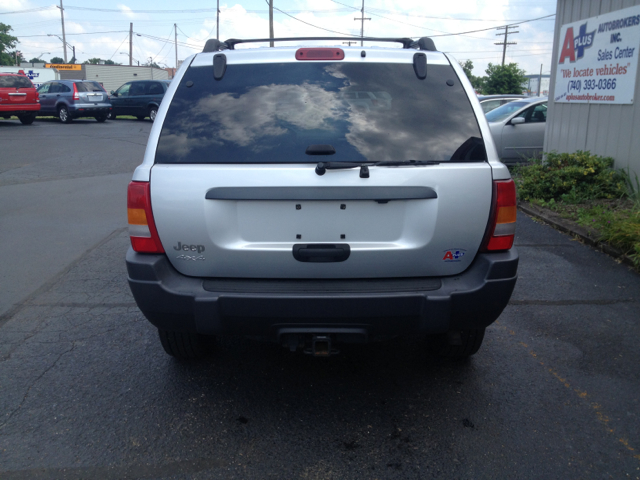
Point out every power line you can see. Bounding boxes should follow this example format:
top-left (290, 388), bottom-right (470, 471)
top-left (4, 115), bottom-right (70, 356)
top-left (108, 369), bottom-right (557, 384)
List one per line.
top-left (17, 31), bottom-right (128, 38)
top-left (268, 3), bottom-right (360, 37)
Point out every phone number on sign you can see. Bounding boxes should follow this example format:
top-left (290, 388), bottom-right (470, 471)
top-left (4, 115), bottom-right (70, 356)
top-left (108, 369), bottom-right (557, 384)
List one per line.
top-left (567, 78), bottom-right (617, 93)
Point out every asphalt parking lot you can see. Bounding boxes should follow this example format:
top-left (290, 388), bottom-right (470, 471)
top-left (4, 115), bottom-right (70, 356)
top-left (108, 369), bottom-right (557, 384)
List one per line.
top-left (1, 117), bottom-right (639, 479)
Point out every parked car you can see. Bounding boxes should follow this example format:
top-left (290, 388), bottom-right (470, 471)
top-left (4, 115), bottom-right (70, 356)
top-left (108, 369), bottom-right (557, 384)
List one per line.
top-left (0, 73), bottom-right (40, 125)
top-left (109, 80), bottom-right (171, 121)
top-left (126, 37), bottom-right (518, 361)
top-left (477, 94), bottom-right (528, 114)
top-left (36, 80), bottom-right (111, 123)
top-left (486, 96), bottom-right (548, 164)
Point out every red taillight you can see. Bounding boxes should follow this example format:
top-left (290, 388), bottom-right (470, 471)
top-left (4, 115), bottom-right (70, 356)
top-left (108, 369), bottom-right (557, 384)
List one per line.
top-left (127, 181), bottom-right (165, 253)
top-left (480, 179), bottom-right (517, 252)
top-left (72, 83), bottom-right (79, 100)
top-left (296, 48), bottom-right (345, 61)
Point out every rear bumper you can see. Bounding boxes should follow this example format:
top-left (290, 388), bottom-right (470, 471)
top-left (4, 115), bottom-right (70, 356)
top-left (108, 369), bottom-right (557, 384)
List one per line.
top-left (127, 247), bottom-right (518, 340)
top-left (69, 103), bottom-right (111, 118)
top-left (1, 105), bottom-right (40, 115)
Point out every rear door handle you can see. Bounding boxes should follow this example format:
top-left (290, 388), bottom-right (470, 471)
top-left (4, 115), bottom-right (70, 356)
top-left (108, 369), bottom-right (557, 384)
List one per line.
top-left (293, 244), bottom-right (350, 263)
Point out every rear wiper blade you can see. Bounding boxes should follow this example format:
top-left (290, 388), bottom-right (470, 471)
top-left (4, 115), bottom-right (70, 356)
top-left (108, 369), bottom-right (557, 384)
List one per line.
top-left (314, 160), bottom-right (440, 176)
top-left (373, 160), bottom-right (440, 167)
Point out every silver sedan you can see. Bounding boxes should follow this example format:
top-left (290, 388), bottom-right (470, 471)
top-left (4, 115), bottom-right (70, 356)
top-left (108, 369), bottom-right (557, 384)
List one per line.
top-left (486, 96), bottom-right (548, 165)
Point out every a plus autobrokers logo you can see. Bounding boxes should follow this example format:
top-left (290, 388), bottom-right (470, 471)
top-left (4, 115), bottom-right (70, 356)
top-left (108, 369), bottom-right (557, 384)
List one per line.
top-left (443, 249), bottom-right (466, 262)
top-left (559, 22), bottom-right (596, 63)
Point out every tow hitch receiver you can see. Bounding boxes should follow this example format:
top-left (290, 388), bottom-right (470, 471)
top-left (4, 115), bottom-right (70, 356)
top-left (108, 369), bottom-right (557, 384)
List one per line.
top-left (307, 335), bottom-right (336, 357)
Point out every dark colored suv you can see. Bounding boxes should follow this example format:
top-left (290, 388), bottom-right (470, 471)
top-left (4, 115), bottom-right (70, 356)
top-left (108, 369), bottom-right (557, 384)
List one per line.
top-left (0, 73), bottom-right (40, 125)
top-left (109, 80), bottom-right (171, 121)
top-left (37, 80), bottom-right (111, 123)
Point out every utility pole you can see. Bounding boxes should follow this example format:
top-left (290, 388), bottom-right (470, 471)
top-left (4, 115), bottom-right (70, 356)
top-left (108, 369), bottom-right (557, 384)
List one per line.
top-left (269, 0), bottom-right (274, 47)
top-left (217, 0), bottom-right (220, 40)
top-left (495, 25), bottom-right (518, 66)
top-left (57, 0), bottom-right (68, 63)
top-left (537, 64), bottom-right (543, 96)
top-left (174, 24), bottom-right (178, 69)
top-left (129, 23), bottom-right (133, 66)
top-left (354, 0), bottom-right (370, 47)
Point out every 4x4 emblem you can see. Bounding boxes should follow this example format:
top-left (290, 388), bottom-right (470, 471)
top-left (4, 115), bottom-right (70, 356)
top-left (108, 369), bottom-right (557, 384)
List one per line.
top-left (176, 254), bottom-right (205, 261)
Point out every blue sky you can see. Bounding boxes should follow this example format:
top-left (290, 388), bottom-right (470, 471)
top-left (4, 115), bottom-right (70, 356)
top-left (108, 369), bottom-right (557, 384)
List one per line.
top-left (3, 0), bottom-right (557, 76)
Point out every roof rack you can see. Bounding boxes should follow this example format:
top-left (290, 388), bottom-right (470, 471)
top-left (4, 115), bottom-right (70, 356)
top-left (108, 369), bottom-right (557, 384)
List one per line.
top-left (202, 37), bottom-right (437, 53)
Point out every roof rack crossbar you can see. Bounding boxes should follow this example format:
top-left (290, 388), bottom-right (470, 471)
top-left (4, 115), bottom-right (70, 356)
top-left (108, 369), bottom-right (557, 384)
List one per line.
top-left (202, 36), bottom-right (438, 53)
top-left (220, 37), bottom-right (416, 50)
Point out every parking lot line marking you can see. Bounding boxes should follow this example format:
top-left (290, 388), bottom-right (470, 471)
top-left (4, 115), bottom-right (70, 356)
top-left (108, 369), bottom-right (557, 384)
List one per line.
top-left (496, 322), bottom-right (640, 461)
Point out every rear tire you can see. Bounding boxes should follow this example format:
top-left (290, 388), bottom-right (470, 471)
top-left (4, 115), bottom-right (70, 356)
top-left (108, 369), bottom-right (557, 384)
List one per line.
top-left (95, 114), bottom-right (107, 123)
top-left (107, 111), bottom-right (115, 120)
top-left (158, 329), bottom-right (215, 360)
top-left (427, 328), bottom-right (485, 359)
top-left (58, 105), bottom-right (72, 123)
top-left (18, 113), bottom-right (36, 125)
top-left (149, 106), bottom-right (158, 122)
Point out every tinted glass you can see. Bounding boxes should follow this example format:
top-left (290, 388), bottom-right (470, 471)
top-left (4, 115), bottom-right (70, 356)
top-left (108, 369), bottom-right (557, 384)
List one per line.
top-left (0, 75), bottom-right (33, 88)
top-left (116, 83), bottom-right (131, 96)
top-left (59, 84), bottom-right (71, 93)
top-left (480, 100), bottom-right (501, 113)
top-left (147, 82), bottom-right (164, 95)
top-left (37, 83), bottom-right (50, 94)
top-left (485, 101), bottom-right (528, 123)
top-left (129, 82), bottom-right (145, 96)
top-left (156, 62), bottom-right (486, 164)
top-left (75, 81), bottom-right (104, 92)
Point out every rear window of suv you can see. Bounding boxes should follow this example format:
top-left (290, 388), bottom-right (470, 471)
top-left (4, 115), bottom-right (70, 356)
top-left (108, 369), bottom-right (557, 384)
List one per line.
top-left (155, 61), bottom-right (486, 164)
top-left (0, 75), bottom-right (33, 89)
top-left (75, 81), bottom-right (105, 92)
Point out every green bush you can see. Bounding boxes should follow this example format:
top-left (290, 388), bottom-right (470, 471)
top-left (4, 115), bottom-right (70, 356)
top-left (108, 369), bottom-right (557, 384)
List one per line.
top-left (514, 151), bottom-right (628, 202)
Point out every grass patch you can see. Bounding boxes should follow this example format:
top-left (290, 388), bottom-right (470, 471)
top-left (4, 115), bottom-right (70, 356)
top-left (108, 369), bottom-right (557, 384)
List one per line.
top-left (514, 151), bottom-right (640, 270)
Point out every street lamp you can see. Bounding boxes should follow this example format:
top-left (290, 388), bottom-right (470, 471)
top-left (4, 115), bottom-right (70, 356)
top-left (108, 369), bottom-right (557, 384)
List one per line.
top-left (47, 34), bottom-right (75, 62)
top-left (120, 52), bottom-right (139, 66)
top-left (30, 52), bottom-right (50, 67)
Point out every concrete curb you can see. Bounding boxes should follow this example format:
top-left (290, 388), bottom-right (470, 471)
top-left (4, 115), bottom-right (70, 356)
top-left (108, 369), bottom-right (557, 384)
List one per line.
top-left (518, 201), bottom-right (637, 270)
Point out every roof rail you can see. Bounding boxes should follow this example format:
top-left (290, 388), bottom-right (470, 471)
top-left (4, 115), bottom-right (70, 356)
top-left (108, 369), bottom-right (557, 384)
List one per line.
top-left (202, 39), bottom-right (229, 52)
top-left (410, 37), bottom-right (437, 51)
top-left (202, 36), bottom-right (437, 52)
top-left (206, 37), bottom-right (416, 50)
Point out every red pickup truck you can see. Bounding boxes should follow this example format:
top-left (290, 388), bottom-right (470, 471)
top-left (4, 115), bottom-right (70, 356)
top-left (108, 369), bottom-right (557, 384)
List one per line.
top-left (0, 72), bottom-right (40, 125)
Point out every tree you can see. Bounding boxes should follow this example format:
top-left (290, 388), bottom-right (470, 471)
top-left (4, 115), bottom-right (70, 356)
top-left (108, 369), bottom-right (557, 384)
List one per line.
top-left (50, 56), bottom-right (65, 64)
top-left (7, 50), bottom-right (25, 65)
top-left (483, 62), bottom-right (528, 95)
top-left (83, 58), bottom-right (120, 65)
top-left (28, 57), bottom-right (42, 63)
top-left (0, 23), bottom-right (19, 66)
top-left (144, 60), bottom-right (160, 68)
top-left (458, 59), bottom-right (486, 93)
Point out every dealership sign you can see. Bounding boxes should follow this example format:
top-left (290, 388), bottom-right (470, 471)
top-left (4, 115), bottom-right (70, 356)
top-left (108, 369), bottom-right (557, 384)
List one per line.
top-left (45, 63), bottom-right (82, 71)
top-left (554, 5), bottom-right (640, 104)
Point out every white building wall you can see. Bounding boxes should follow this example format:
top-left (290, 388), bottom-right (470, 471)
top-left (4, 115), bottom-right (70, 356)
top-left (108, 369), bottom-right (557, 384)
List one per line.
top-left (84, 65), bottom-right (169, 93)
top-left (546, 0), bottom-right (640, 178)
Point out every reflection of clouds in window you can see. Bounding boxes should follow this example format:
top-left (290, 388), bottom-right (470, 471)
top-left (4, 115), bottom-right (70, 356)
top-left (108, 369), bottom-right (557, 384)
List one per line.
top-left (156, 62), bottom-right (486, 163)
top-left (192, 84), bottom-right (345, 146)
top-left (156, 132), bottom-right (222, 159)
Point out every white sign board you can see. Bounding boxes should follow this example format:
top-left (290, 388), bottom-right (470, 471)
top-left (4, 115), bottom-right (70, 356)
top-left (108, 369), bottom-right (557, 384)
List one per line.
top-left (554, 5), bottom-right (640, 104)
top-left (0, 67), bottom-right (59, 88)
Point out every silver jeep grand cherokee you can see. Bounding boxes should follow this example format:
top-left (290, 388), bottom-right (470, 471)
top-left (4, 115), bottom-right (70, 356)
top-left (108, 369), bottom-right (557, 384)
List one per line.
top-left (126, 37), bottom-right (518, 360)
